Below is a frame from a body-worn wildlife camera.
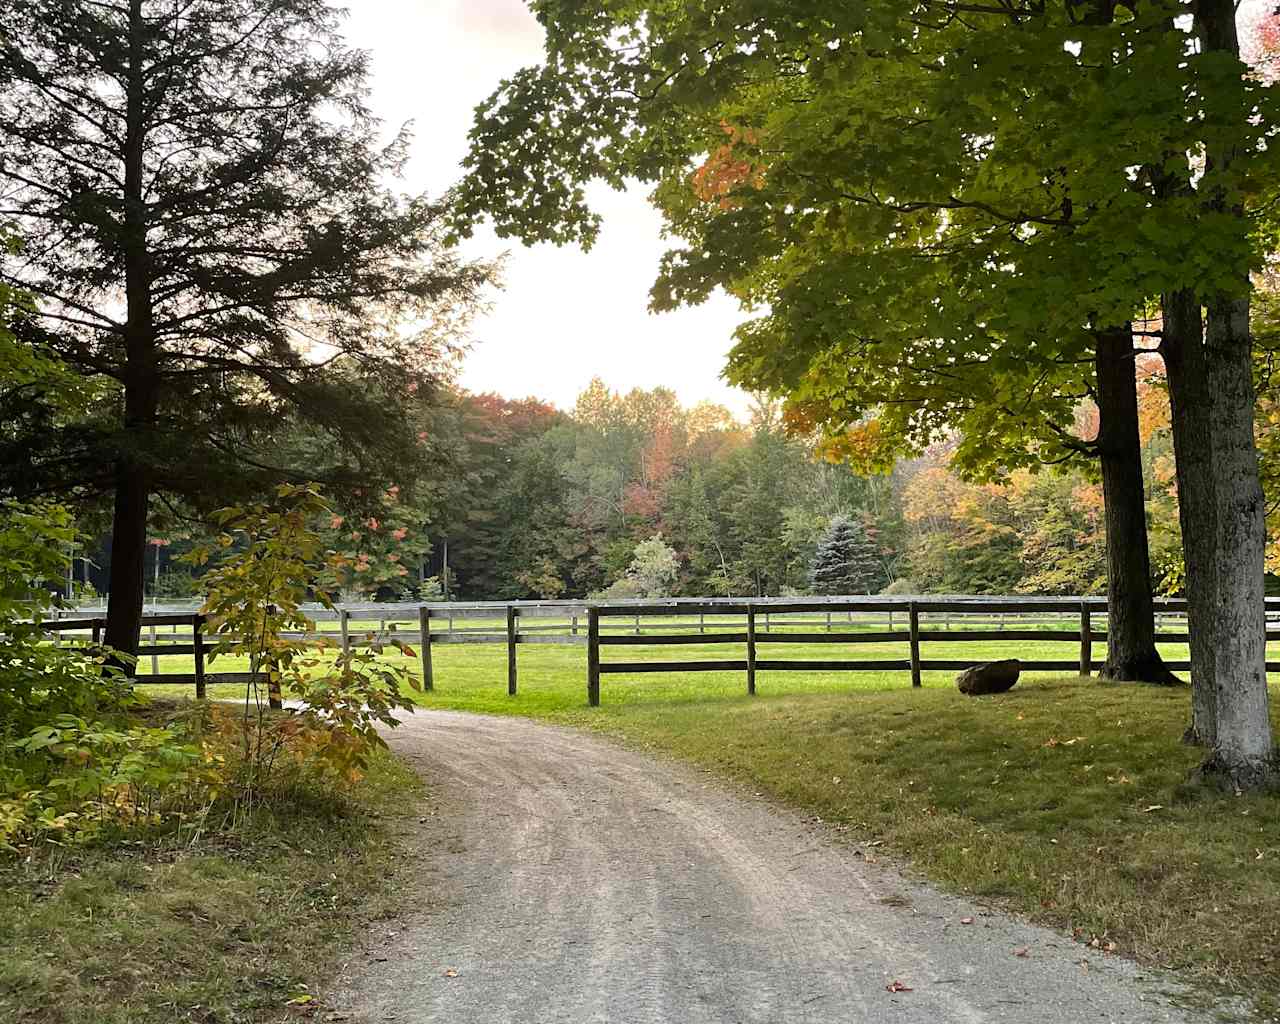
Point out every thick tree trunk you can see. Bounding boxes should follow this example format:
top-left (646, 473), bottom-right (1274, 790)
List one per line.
top-left (103, 459), bottom-right (149, 665)
top-left (1167, 0), bottom-right (1276, 788)
top-left (1162, 291), bottom-right (1218, 745)
top-left (103, 0), bottom-right (154, 671)
top-left (1093, 326), bottom-right (1180, 684)
top-left (1199, 296), bottom-right (1273, 788)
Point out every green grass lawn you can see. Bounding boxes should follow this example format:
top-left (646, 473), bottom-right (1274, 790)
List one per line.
top-left (132, 626), bottom-right (1280, 1013)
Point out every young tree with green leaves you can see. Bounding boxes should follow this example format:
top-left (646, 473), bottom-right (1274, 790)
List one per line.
top-left (624, 534), bottom-right (680, 598)
top-left (0, 1), bottom-right (492, 667)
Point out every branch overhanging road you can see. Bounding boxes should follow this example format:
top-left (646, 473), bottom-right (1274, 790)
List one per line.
top-left (335, 711), bottom-right (1219, 1024)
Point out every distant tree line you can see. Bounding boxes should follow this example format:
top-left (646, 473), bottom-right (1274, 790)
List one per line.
top-left (86, 369), bottom-right (1198, 607)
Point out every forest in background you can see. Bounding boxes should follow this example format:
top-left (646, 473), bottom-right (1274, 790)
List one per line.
top-left (84, 356), bottom-right (1200, 605)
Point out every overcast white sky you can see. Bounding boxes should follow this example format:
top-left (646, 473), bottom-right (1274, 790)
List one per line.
top-left (340, 1), bottom-right (754, 415)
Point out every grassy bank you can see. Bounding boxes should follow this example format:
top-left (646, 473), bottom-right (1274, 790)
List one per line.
top-left (563, 678), bottom-right (1280, 1014)
top-left (140, 636), bottom-right (1280, 1011)
top-left (0, 748), bottom-right (423, 1024)
top-left (405, 653), bottom-right (1280, 1011)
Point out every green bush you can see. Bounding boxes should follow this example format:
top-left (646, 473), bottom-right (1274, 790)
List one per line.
top-left (0, 502), bottom-right (211, 849)
top-left (0, 503), bottom-right (134, 734)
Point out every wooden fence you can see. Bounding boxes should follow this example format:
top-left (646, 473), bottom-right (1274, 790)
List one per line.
top-left (36, 595), bottom-right (1280, 706)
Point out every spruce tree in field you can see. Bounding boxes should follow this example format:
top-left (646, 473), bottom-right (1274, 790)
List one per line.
top-left (0, 1), bottom-right (492, 666)
top-left (809, 517), bottom-right (880, 597)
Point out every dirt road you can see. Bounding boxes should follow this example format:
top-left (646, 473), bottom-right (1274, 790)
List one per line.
top-left (335, 711), bottom-right (1216, 1023)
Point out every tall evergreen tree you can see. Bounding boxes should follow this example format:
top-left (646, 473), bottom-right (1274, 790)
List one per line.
top-left (808, 516), bottom-right (881, 596)
top-left (0, 1), bottom-right (492, 664)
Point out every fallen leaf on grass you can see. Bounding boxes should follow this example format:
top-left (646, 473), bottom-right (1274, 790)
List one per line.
top-left (443, 969), bottom-right (459, 978)
top-left (1141, 805), bottom-right (1164, 813)
top-left (886, 980), bottom-right (913, 993)
top-left (1013, 947), bottom-right (1030, 958)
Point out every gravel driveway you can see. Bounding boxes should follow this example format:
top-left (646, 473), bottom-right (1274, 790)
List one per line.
top-left (334, 710), bottom-right (1221, 1024)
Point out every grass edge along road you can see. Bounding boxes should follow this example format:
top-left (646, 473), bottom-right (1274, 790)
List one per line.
top-left (0, 748), bottom-right (424, 1024)
top-left (553, 677), bottom-right (1280, 1020)
top-left (390, 649), bottom-right (1280, 1018)
top-left (147, 637), bottom-right (1280, 1017)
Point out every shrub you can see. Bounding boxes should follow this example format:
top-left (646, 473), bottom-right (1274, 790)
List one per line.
top-left (0, 502), bottom-right (210, 850)
top-left (0, 502), bottom-right (133, 734)
top-left (188, 484), bottom-right (420, 798)
top-left (1, 714), bottom-right (209, 850)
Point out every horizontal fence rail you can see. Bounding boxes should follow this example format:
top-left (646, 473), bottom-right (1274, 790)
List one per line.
top-left (33, 596), bottom-right (1280, 708)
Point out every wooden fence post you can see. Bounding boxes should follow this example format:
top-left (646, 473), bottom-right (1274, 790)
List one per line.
top-left (746, 604), bottom-right (757, 696)
top-left (908, 601), bottom-right (922, 688)
top-left (91, 618), bottom-right (102, 646)
top-left (149, 623), bottom-right (159, 676)
top-left (418, 605), bottom-right (434, 692)
top-left (193, 614), bottom-right (206, 700)
top-left (340, 608), bottom-right (350, 653)
top-left (1079, 602), bottom-right (1092, 677)
top-left (587, 608), bottom-right (600, 707)
top-left (507, 606), bottom-right (518, 696)
top-left (571, 615), bottom-right (578, 637)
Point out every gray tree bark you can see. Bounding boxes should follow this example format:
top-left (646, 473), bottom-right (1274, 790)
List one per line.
top-left (1200, 296), bottom-right (1273, 787)
top-left (1161, 291), bottom-right (1218, 745)
top-left (1171, 0), bottom-right (1277, 788)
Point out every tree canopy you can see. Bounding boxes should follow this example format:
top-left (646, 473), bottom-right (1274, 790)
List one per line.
top-left (0, 0), bottom-right (494, 657)
top-left (452, 0), bottom-right (1280, 786)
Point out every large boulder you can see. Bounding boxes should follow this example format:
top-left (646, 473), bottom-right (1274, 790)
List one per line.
top-left (956, 659), bottom-right (1021, 696)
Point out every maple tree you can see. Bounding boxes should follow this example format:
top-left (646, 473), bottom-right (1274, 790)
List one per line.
top-left (455, 1), bottom-right (1280, 789)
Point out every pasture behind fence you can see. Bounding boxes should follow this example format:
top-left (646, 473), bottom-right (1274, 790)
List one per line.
top-left (35, 595), bottom-right (1280, 706)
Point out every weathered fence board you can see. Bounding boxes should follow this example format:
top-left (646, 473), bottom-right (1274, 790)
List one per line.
top-left (599, 660), bottom-right (750, 674)
top-left (754, 659), bottom-right (911, 672)
top-left (599, 632), bottom-right (748, 646)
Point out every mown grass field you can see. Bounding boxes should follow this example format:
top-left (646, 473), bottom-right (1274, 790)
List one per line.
top-left (138, 611), bottom-right (1278, 711)
top-left (131, 618), bottom-right (1280, 1014)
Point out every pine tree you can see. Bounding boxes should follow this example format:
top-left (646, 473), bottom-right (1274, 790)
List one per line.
top-left (0, 0), bottom-right (493, 664)
top-left (808, 516), bottom-right (881, 596)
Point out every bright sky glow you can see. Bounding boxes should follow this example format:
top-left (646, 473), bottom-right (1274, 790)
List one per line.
top-left (340, 1), bottom-right (754, 415)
